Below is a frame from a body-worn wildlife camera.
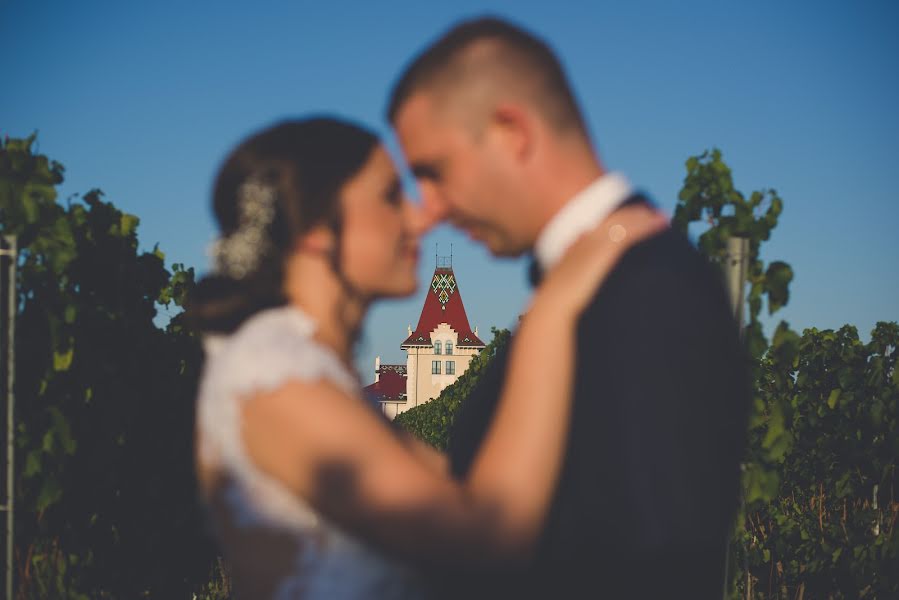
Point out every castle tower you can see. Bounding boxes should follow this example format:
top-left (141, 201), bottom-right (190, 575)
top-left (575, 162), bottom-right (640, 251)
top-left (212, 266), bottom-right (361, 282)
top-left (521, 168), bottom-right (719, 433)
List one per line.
top-left (398, 254), bottom-right (485, 417)
top-left (364, 254), bottom-right (485, 420)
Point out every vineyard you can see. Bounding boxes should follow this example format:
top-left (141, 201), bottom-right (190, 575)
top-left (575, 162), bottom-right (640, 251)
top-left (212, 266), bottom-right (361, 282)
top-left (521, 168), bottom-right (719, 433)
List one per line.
top-left (1, 136), bottom-right (895, 598)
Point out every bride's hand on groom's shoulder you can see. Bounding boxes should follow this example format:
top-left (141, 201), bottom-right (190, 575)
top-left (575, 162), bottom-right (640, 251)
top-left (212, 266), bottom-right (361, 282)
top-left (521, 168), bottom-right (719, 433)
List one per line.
top-left (531, 205), bottom-right (669, 316)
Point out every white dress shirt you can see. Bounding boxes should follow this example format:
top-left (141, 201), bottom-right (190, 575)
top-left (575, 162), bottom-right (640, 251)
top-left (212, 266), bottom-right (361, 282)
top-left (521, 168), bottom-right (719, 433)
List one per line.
top-left (534, 172), bottom-right (634, 271)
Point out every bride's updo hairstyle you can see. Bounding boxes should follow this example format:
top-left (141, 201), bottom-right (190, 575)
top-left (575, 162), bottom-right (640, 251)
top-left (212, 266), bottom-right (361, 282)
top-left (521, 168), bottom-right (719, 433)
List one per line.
top-left (188, 117), bottom-right (379, 334)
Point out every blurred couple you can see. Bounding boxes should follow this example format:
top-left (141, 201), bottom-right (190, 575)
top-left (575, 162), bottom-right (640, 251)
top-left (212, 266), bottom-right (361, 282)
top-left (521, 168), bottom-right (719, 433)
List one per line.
top-left (191, 16), bottom-right (749, 600)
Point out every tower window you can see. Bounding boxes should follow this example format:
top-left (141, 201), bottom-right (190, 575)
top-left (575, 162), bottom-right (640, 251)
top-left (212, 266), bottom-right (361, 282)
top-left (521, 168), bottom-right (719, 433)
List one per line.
top-left (434, 341), bottom-right (442, 355)
top-left (446, 341), bottom-right (453, 355)
top-left (446, 360), bottom-right (455, 375)
top-left (432, 360), bottom-right (441, 374)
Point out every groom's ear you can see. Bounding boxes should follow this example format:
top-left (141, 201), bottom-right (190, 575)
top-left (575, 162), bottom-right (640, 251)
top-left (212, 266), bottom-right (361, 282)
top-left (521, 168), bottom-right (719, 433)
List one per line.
top-left (489, 102), bottom-right (535, 163)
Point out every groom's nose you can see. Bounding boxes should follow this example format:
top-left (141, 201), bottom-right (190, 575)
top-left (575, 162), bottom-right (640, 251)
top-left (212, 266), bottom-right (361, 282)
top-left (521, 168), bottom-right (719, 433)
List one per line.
top-left (409, 185), bottom-right (450, 235)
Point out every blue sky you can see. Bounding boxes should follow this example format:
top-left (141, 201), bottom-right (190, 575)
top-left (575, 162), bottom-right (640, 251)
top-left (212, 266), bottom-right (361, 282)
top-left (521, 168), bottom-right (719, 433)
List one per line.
top-left (3, 0), bottom-right (898, 378)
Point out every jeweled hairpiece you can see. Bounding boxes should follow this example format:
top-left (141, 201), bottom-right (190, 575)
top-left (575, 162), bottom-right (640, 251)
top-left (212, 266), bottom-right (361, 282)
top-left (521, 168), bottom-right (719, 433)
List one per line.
top-left (209, 179), bottom-right (277, 279)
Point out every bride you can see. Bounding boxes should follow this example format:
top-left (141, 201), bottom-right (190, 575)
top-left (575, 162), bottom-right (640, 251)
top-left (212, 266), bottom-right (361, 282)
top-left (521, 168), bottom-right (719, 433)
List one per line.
top-left (190, 117), bottom-right (665, 598)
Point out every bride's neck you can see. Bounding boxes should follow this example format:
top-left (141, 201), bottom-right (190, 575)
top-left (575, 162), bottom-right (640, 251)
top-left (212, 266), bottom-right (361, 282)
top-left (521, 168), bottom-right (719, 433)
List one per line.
top-left (283, 255), bottom-right (368, 366)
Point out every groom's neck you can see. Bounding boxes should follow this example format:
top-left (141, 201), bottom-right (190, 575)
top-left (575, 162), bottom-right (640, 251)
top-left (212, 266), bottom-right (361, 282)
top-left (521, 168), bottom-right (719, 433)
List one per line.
top-left (529, 144), bottom-right (605, 242)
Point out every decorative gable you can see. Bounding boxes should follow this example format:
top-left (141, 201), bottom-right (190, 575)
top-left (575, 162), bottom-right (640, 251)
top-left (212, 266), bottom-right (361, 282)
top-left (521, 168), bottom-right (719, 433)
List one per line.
top-left (432, 272), bottom-right (456, 310)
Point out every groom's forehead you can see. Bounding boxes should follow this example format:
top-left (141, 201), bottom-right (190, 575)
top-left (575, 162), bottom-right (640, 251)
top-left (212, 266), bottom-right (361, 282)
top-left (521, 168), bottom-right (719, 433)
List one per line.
top-left (395, 97), bottom-right (452, 156)
top-left (398, 95), bottom-right (474, 152)
top-left (394, 93), bottom-right (439, 134)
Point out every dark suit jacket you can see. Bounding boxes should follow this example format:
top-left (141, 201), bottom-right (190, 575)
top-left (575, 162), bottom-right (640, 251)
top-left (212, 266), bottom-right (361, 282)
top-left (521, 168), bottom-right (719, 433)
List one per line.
top-left (443, 209), bottom-right (750, 598)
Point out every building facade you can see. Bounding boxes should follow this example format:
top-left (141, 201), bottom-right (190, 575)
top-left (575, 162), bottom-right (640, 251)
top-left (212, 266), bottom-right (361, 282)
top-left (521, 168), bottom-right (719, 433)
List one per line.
top-left (364, 257), bottom-right (485, 419)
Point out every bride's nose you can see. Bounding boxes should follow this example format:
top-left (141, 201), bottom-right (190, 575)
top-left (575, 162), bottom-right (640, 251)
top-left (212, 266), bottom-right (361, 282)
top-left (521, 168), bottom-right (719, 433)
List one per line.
top-left (407, 192), bottom-right (449, 237)
top-left (404, 197), bottom-right (435, 238)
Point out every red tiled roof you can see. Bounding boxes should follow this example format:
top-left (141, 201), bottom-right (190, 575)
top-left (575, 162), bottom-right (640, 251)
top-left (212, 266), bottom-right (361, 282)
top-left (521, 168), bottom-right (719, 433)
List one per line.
top-left (363, 365), bottom-right (407, 401)
top-left (402, 266), bottom-right (485, 348)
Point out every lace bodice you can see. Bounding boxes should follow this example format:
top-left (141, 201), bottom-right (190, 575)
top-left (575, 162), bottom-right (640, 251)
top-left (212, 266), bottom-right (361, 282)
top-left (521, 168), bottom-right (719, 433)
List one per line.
top-left (196, 306), bottom-right (425, 599)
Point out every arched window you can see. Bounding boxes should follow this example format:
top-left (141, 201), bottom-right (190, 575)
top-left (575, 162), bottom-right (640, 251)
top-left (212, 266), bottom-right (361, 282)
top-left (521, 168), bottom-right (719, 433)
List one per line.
top-left (434, 341), bottom-right (442, 355)
top-left (445, 341), bottom-right (453, 355)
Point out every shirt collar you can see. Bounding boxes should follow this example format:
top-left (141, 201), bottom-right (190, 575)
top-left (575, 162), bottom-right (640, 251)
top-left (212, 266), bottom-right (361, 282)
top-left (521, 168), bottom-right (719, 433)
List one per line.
top-left (534, 172), bottom-right (633, 270)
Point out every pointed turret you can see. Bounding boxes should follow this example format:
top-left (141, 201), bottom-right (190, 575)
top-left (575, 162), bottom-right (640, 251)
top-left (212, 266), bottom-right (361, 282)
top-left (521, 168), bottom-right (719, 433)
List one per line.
top-left (402, 258), bottom-right (485, 350)
top-left (368, 254), bottom-right (486, 420)
top-left (392, 255), bottom-right (485, 416)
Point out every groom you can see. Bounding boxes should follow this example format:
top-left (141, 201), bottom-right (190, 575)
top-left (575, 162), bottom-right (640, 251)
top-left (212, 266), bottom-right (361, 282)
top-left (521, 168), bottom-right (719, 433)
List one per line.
top-left (388, 17), bottom-right (749, 598)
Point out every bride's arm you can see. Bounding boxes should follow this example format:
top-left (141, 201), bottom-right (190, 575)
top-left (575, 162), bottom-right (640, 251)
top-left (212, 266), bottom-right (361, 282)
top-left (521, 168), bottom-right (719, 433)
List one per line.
top-left (397, 431), bottom-right (449, 474)
top-left (242, 207), bottom-right (666, 567)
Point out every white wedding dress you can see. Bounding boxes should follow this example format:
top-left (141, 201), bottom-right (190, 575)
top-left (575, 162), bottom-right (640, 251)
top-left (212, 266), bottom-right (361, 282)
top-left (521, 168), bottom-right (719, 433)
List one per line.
top-left (196, 306), bottom-right (426, 599)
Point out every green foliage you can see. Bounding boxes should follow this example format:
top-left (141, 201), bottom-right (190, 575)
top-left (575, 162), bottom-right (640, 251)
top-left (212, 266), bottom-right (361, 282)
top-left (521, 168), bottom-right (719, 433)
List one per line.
top-left (674, 149), bottom-right (897, 597)
top-left (733, 323), bottom-right (898, 598)
top-left (394, 328), bottom-right (510, 449)
top-left (193, 558), bottom-right (233, 600)
top-left (1, 134), bottom-right (215, 598)
top-left (7, 132), bottom-right (891, 598)
top-left (672, 148), bottom-right (792, 361)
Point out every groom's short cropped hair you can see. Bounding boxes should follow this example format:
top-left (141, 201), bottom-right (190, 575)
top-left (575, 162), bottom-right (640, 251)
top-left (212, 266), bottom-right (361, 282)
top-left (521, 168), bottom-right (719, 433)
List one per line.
top-left (387, 16), bottom-right (589, 138)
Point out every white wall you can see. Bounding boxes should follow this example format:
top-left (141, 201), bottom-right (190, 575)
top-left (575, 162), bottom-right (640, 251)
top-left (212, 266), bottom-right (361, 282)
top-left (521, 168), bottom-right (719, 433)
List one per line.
top-left (397, 322), bottom-right (480, 416)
